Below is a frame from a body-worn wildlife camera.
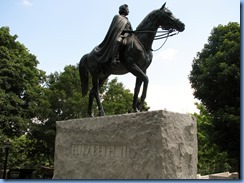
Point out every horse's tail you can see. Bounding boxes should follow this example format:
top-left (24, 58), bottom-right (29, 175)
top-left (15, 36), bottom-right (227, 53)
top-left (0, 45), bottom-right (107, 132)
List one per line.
top-left (79, 53), bottom-right (89, 96)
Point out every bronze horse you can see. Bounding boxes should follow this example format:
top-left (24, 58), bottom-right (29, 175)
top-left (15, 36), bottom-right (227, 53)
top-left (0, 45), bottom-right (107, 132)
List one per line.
top-left (79, 3), bottom-right (185, 116)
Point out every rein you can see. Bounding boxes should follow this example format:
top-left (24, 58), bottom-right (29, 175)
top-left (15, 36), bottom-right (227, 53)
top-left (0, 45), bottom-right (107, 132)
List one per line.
top-left (131, 27), bottom-right (179, 51)
top-left (152, 29), bottom-right (179, 51)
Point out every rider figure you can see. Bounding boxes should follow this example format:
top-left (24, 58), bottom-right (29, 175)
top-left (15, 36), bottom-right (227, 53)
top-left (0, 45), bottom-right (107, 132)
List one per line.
top-left (111, 4), bottom-right (133, 66)
top-left (93, 4), bottom-right (133, 66)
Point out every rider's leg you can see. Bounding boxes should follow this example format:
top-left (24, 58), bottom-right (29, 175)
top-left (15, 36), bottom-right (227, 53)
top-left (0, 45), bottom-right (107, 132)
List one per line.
top-left (111, 37), bottom-right (123, 67)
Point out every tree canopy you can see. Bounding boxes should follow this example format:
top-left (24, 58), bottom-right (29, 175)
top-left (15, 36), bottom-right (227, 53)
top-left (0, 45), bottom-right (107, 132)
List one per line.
top-left (0, 27), bottom-right (46, 137)
top-left (189, 22), bottom-right (240, 172)
top-left (0, 27), bottom-right (48, 171)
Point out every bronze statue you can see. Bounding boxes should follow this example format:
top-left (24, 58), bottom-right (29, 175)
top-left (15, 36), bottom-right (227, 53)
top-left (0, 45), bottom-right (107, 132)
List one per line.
top-left (79, 3), bottom-right (185, 116)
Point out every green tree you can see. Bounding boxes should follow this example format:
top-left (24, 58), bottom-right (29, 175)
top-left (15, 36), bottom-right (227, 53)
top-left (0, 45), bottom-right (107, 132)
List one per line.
top-left (28, 65), bottom-right (87, 168)
top-left (0, 26), bottom-right (49, 172)
top-left (189, 22), bottom-right (240, 173)
top-left (46, 65), bottom-right (87, 119)
top-left (0, 129), bottom-right (8, 170)
top-left (193, 103), bottom-right (230, 175)
top-left (0, 27), bottom-right (46, 138)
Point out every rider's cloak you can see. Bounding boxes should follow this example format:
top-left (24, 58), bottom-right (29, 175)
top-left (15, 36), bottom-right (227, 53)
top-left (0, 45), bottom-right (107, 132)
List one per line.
top-left (93, 15), bottom-right (128, 63)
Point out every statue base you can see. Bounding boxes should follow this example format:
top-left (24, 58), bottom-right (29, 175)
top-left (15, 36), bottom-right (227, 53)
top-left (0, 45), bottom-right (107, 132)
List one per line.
top-left (53, 110), bottom-right (198, 179)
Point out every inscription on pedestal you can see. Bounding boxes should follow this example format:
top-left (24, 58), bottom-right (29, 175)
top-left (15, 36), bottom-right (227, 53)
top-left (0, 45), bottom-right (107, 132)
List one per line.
top-left (71, 144), bottom-right (130, 158)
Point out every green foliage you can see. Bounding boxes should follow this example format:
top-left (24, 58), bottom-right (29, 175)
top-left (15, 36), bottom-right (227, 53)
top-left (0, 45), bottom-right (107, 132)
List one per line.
top-left (46, 65), bottom-right (87, 120)
top-left (27, 65), bottom-right (87, 168)
top-left (193, 103), bottom-right (231, 175)
top-left (189, 22), bottom-right (240, 114)
top-left (8, 135), bottom-right (44, 169)
top-left (102, 78), bottom-right (133, 115)
top-left (189, 22), bottom-right (240, 172)
top-left (0, 129), bottom-right (8, 169)
top-left (0, 27), bottom-right (46, 137)
top-left (0, 134), bottom-right (48, 171)
top-left (0, 26), bottom-right (49, 171)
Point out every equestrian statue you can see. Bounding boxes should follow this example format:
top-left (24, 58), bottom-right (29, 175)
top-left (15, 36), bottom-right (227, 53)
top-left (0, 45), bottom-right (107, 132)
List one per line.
top-left (79, 3), bottom-right (185, 116)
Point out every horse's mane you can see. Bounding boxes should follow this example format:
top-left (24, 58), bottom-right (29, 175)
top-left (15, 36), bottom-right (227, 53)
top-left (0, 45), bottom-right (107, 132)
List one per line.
top-left (136, 9), bottom-right (158, 31)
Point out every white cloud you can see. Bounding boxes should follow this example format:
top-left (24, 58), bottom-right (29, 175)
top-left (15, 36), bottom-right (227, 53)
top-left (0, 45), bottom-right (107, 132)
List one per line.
top-left (154, 48), bottom-right (178, 61)
top-left (22, 0), bottom-right (32, 7)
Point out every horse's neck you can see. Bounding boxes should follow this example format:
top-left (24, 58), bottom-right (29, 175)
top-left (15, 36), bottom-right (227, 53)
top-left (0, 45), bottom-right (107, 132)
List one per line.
top-left (136, 20), bottom-right (158, 51)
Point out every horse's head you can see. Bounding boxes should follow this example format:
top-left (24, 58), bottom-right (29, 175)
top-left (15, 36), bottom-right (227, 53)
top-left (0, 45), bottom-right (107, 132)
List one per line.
top-left (157, 3), bottom-right (185, 32)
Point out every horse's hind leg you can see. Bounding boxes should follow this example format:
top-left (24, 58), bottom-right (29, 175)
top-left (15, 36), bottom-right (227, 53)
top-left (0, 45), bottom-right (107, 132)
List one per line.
top-left (88, 89), bottom-right (94, 117)
top-left (92, 76), bottom-right (105, 116)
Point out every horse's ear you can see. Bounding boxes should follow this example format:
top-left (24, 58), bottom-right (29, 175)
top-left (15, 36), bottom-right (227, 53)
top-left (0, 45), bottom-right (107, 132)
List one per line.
top-left (160, 2), bottom-right (166, 10)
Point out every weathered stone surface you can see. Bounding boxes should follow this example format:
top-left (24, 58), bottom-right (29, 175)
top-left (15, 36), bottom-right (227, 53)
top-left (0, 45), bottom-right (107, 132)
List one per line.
top-left (53, 110), bottom-right (197, 179)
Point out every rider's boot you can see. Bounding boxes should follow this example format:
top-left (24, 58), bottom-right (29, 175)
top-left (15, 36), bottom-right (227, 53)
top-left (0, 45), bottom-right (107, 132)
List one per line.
top-left (111, 36), bottom-right (123, 67)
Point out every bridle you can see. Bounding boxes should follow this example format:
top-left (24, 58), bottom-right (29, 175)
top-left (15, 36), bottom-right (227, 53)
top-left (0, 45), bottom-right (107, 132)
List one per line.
top-left (152, 28), bottom-right (179, 51)
top-left (125, 9), bottom-right (182, 51)
top-left (154, 28), bottom-right (179, 40)
top-left (131, 27), bottom-right (179, 51)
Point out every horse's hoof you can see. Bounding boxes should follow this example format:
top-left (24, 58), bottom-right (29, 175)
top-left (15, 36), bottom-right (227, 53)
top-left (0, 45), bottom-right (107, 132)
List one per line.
top-left (129, 108), bottom-right (139, 113)
top-left (88, 114), bottom-right (94, 118)
top-left (98, 111), bottom-right (105, 116)
top-left (136, 102), bottom-right (143, 111)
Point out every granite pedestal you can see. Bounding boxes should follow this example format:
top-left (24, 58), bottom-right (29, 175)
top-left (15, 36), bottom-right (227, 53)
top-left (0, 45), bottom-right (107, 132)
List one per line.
top-left (53, 110), bottom-right (197, 179)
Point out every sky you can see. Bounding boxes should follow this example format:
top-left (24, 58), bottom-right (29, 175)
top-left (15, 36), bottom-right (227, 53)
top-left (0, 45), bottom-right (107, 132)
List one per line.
top-left (0, 0), bottom-right (240, 114)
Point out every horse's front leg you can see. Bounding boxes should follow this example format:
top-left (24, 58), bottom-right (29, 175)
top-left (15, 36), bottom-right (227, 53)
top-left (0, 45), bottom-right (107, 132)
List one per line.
top-left (133, 77), bottom-right (142, 112)
top-left (128, 64), bottom-right (148, 112)
top-left (138, 70), bottom-right (148, 111)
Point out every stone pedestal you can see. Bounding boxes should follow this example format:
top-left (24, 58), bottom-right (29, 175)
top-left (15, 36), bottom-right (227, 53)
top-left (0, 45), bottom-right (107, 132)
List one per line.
top-left (53, 110), bottom-right (197, 179)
